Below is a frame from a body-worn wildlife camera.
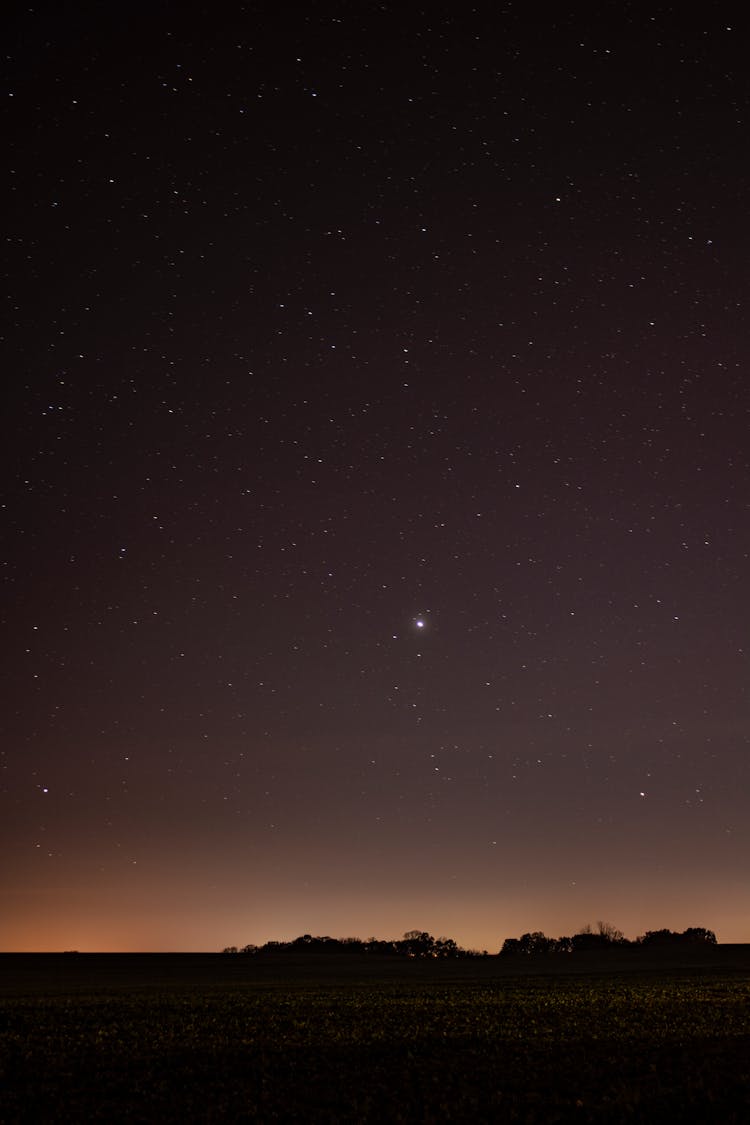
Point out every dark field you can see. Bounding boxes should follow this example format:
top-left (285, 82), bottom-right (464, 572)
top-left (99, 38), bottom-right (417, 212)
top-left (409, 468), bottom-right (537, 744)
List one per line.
top-left (2, 950), bottom-right (749, 1123)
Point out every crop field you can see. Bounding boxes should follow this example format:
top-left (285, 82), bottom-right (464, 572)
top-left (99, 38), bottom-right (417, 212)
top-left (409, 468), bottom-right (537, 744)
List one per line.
top-left (1, 953), bottom-right (749, 1122)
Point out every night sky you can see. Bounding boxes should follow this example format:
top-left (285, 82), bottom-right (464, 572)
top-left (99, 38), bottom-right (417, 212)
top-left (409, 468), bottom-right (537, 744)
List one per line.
top-left (4, 5), bottom-right (749, 952)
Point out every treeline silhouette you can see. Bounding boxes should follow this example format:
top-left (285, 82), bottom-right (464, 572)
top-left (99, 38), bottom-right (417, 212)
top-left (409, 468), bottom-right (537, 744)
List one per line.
top-left (222, 931), bottom-right (486, 958)
top-left (222, 923), bottom-right (717, 958)
top-left (500, 922), bottom-right (717, 955)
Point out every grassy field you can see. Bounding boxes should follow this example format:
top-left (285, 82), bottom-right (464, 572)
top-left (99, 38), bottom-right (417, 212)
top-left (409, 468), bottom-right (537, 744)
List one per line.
top-left (1, 951), bottom-right (749, 1122)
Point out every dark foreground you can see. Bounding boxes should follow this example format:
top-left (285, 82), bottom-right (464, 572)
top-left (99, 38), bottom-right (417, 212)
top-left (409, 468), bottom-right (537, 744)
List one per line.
top-left (1, 949), bottom-right (749, 1123)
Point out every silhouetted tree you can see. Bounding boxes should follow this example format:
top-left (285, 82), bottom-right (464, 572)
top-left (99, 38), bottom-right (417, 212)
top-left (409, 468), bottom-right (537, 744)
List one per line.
top-left (638, 926), bottom-right (717, 947)
top-left (570, 921), bottom-right (628, 951)
top-left (571, 931), bottom-right (609, 952)
top-left (517, 931), bottom-right (554, 954)
top-left (400, 931), bottom-right (437, 957)
top-left (639, 929), bottom-right (679, 947)
top-left (434, 936), bottom-right (459, 957)
top-left (596, 920), bottom-right (627, 944)
top-left (682, 927), bottom-right (717, 945)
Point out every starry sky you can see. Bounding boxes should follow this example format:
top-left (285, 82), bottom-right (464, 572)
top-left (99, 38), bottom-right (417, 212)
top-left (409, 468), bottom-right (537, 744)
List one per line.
top-left (3, 4), bottom-right (749, 952)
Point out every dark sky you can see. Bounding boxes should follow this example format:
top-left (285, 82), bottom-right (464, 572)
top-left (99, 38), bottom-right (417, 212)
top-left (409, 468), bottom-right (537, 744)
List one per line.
top-left (3, 4), bottom-right (749, 951)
